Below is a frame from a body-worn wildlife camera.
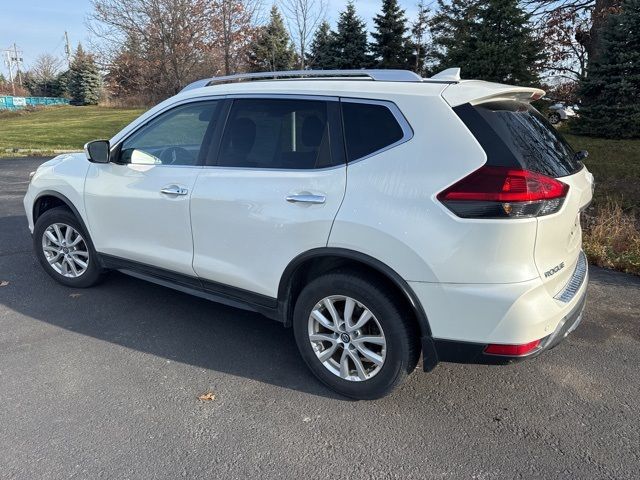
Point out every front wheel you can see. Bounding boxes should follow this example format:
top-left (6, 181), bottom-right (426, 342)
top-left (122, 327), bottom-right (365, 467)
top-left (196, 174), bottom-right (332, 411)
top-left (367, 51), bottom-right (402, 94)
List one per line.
top-left (34, 207), bottom-right (106, 288)
top-left (293, 272), bottom-right (420, 399)
top-left (548, 112), bottom-right (561, 125)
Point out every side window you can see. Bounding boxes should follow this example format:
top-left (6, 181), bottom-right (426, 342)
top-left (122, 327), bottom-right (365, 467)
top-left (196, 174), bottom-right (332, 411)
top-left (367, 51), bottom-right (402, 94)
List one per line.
top-left (342, 101), bottom-right (407, 162)
top-left (120, 101), bottom-right (220, 166)
top-left (217, 98), bottom-right (338, 169)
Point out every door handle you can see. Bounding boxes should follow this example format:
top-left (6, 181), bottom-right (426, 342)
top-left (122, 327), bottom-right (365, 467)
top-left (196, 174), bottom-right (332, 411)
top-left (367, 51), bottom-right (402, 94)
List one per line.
top-left (285, 194), bottom-right (326, 205)
top-left (160, 185), bottom-right (188, 196)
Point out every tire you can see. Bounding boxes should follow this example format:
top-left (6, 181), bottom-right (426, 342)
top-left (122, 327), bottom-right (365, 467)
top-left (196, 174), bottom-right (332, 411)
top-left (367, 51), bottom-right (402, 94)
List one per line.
top-left (293, 272), bottom-right (420, 400)
top-left (548, 112), bottom-right (561, 125)
top-left (34, 206), bottom-right (106, 288)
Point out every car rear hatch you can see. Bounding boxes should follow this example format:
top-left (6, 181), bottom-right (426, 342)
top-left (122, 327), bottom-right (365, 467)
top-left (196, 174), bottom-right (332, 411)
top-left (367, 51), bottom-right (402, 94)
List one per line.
top-left (444, 84), bottom-right (594, 296)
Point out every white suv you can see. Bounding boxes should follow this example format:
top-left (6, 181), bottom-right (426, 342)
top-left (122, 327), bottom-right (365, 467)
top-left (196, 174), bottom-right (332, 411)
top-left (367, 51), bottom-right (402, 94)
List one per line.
top-left (24, 69), bottom-right (594, 399)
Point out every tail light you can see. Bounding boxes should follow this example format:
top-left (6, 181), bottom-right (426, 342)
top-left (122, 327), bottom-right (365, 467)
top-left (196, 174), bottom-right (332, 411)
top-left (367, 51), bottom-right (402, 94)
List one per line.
top-left (437, 166), bottom-right (569, 218)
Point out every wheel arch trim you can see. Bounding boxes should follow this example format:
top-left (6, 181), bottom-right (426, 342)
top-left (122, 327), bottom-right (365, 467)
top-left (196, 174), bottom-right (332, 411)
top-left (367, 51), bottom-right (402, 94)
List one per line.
top-left (33, 190), bottom-right (86, 226)
top-left (32, 191), bottom-right (97, 258)
top-left (278, 247), bottom-right (433, 338)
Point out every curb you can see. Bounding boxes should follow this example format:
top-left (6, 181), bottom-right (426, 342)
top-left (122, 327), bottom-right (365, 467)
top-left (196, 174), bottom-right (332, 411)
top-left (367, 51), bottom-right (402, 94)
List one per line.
top-left (3, 148), bottom-right (80, 154)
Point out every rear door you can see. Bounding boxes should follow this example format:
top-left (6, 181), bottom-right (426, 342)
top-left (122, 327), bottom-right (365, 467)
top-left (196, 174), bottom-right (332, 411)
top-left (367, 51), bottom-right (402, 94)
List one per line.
top-left (457, 100), bottom-right (594, 295)
top-left (190, 96), bottom-right (346, 298)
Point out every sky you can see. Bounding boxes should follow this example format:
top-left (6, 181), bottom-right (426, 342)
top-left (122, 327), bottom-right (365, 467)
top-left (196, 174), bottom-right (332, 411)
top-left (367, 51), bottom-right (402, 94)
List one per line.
top-left (0, 0), bottom-right (425, 76)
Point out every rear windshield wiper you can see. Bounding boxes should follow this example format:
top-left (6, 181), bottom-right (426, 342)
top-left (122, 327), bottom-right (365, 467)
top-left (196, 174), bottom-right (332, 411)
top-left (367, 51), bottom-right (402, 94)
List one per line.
top-left (574, 150), bottom-right (589, 161)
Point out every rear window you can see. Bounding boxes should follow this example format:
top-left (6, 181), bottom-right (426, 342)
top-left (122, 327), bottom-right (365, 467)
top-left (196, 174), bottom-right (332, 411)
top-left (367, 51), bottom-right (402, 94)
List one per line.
top-left (342, 101), bottom-right (406, 162)
top-left (454, 100), bottom-right (582, 177)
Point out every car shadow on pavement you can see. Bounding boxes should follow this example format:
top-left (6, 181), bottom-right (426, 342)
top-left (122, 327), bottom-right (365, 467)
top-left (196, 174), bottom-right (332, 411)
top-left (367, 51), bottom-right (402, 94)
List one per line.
top-left (0, 215), bottom-right (346, 400)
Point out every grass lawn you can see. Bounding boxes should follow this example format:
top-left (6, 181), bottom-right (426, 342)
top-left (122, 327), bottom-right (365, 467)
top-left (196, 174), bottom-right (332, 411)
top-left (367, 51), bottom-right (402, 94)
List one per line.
top-left (565, 133), bottom-right (640, 213)
top-left (0, 106), bottom-right (146, 154)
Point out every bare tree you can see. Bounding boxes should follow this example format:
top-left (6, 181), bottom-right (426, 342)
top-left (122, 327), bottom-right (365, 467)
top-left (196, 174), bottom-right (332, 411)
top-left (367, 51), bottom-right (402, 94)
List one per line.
top-left (540, 8), bottom-right (589, 81)
top-left (23, 53), bottom-right (65, 97)
top-left (279, 0), bottom-right (327, 69)
top-left (206, 0), bottom-right (261, 75)
top-left (89, 0), bottom-right (212, 98)
top-left (524, 0), bottom-right (621, 66)
top-left (30, 54), bottom-right (63, 82)
top-left (410, 1), bottom-right (432, 75)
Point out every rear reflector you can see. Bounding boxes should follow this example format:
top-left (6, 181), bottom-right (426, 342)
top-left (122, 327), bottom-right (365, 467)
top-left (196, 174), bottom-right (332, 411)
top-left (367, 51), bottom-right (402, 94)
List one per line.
top-left (437, 166), bottom-right (569, 218)
top-left (484, 339), bottom-right (541, 356)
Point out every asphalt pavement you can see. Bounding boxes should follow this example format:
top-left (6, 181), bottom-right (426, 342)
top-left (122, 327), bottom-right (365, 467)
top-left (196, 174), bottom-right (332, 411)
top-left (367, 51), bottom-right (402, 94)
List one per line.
top-left (1, 157), bottom-right (639, 479)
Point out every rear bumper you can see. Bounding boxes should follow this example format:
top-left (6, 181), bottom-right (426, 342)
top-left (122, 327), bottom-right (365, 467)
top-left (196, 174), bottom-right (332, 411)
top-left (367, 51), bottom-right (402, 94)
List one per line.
top-left (413, 251), bottom-right (589, 369)
top-left (426, 286), bottom-right (587, 365)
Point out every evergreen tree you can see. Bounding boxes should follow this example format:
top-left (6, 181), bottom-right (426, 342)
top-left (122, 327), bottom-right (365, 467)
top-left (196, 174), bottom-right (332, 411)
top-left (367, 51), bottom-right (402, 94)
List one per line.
top-left (24, 72), bottom-right (54, 97)
top-left (409, 1), bottom-right (432, 75)
top-left (371, 0), bottom-right (412, 69)
top-left (431, 0), bottom-right (543, 85)
top-left (68, 44), bottom-right (102, 105)
top-left (471, 0), bottom-right (545, 84)
top-left (306, 20), bottom-right (338, 69)
top-left (573, 0), bottom-right (640, 138)
top-left (247, 5), bottom-right (297, 72)
top-left (333, 2), bottom-right (370, 69)
top-left (430, 0), bottom-right (479, 69)
top-left (52, 71), bottom-right (70, 98)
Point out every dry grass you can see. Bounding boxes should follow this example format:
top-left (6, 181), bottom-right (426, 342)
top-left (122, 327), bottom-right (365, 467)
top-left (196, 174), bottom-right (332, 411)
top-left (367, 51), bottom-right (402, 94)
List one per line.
top-left (582, 202), bottom-right (640, 275)
top-left (564, 132), bottom-right (640, 276)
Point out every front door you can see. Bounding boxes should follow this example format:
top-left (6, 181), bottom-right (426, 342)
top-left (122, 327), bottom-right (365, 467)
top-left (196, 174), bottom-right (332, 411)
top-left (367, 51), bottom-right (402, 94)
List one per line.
top-left (190, 97), bottom-right (347, 297)
top-left (84, 100), bottom-right (223, 276)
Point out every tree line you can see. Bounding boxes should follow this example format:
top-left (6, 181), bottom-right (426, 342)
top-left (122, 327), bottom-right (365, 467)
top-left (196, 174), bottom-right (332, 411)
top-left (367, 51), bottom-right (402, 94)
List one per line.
top-left (1, 0), bottom-right (637, 138)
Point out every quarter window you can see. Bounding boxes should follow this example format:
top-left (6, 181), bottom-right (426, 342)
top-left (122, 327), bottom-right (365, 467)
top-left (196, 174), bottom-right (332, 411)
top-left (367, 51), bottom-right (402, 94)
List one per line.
top-left (120, 101), bottom-right (221, 166)
top-left (341, 101), bottom-right (406, 162)
top-left (217, 98), bottom-right (338, 169)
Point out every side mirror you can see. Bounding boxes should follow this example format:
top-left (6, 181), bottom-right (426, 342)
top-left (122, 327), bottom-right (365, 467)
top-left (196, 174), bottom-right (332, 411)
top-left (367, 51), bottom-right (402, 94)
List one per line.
top-left (84, 140), bottom-right (111, 163)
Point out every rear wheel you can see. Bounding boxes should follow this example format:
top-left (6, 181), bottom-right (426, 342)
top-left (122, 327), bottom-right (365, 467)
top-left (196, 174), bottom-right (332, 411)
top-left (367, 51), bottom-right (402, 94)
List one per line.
top-left (293, 272), bottom-right (420, 399)
top-left (548, 112), bottom-right (561, 125)
top-left (34, 207), bottom-right (106, 288)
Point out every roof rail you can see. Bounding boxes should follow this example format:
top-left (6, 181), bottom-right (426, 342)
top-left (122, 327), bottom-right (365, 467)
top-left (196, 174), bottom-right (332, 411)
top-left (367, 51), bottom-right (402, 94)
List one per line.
top-left (180, 69), bottom-right (425, 92)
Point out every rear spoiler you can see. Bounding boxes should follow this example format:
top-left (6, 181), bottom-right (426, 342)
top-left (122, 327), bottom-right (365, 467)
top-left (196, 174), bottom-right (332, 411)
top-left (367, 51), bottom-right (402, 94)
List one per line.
top-left (441, 80), bottom-right (545, 107)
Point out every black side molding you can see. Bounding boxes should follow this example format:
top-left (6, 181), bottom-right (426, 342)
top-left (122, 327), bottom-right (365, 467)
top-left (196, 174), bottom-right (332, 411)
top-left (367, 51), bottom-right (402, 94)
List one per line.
top-left (99, 254), bottom-right (281, 321)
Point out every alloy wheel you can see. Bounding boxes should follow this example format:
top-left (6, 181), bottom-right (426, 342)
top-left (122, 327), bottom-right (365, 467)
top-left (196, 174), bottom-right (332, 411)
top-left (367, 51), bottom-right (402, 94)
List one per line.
top-left (308, 295), bottom-right (387, 381)
top-left (41, 223), bottom-right (90, 278)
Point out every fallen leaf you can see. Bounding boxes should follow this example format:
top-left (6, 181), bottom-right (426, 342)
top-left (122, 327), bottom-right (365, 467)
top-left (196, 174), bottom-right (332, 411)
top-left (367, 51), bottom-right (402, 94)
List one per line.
top-left (69, 293), bottom-right (81, 298)
top-left (198, 392), bottom-right (216, 402)
top-left (0, 281), bottom-right (8, 287)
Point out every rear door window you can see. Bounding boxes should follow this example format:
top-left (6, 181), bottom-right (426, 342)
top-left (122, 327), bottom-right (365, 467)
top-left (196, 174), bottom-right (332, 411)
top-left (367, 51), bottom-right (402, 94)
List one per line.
top-left (454, 100), bottom-right (582, 177)
top-left (341, 100), bottom-right (409, 162)
top-left (216, 98), bottom-right (343, 169)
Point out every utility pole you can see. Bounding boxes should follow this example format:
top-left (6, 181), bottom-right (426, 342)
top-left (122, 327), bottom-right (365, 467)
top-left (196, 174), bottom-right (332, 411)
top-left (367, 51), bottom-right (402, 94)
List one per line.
top-left (3, 45), bottom-right (23, 96)
top-left (64, 31), bottom-right (72, 67)
top-left (13, 43), bottom-right (23, 87)
top-left (4, 50), bottom-right (16, 95)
